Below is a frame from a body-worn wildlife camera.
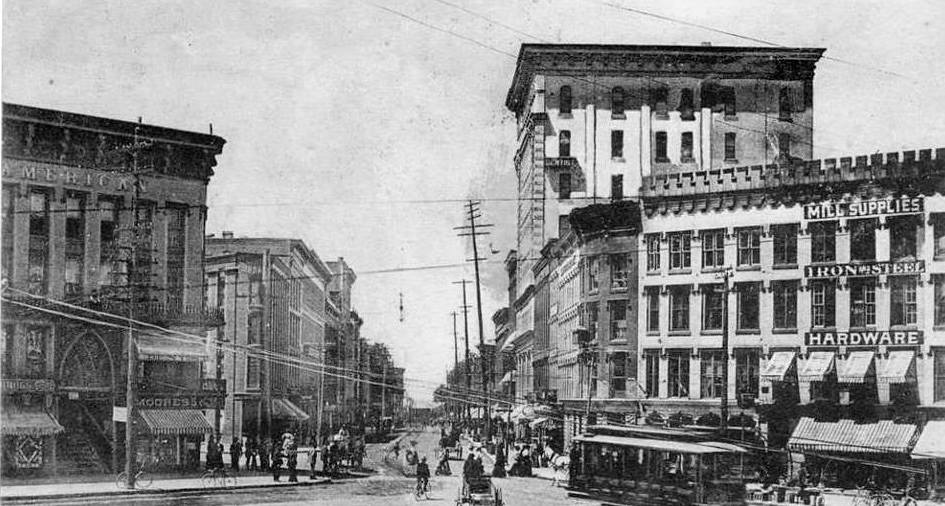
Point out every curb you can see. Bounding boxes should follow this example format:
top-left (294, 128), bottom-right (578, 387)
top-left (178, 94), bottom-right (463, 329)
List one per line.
top-left (0, 477), bottom-right (332, 503)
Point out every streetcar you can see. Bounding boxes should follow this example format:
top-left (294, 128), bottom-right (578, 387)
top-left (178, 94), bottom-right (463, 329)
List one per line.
top-left (568, 432), bottom-right (748, 505)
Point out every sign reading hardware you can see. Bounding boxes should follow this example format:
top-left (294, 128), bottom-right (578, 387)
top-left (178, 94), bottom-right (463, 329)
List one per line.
top-left (804, 196), bottom-right (923, 220)
top-left (136, 394), bottom-right (224, 410)
top-left (805, 330), bottom-right (923, 347)
top-left (804, 261), bottom-right (925, 278)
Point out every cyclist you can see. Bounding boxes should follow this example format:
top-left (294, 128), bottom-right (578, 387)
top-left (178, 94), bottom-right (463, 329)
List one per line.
top-left (415, 456), bottom-right (431, 496)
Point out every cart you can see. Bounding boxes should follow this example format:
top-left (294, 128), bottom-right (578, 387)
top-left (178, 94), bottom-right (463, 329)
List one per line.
top-left (456, 477), bottom-right (503, 506)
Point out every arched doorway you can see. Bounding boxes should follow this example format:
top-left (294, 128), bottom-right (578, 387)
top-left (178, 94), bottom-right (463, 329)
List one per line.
top-left (57, 331), bottom-right (116, 473)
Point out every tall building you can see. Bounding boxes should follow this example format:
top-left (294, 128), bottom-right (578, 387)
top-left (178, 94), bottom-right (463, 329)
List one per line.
top-left (325, 259), bottom-right (362, 430)
top-left (205, 234), bottom-right (331, 445)
top-left (1, 103), bottom-right (225, 476)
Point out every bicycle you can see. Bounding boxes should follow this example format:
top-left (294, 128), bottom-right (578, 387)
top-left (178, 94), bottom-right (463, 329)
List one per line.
top-left (115, 455), bottom-right (156, 489)
top-left (201, 466), bottom-right (237, 488)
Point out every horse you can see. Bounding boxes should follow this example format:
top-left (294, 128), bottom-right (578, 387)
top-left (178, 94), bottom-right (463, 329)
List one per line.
top-left (544, 446), bottom-right (570, 487)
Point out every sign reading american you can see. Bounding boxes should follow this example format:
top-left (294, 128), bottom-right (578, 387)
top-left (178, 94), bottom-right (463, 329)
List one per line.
top-left (805, 330), bottom-right (923, 347)
top-left (2, 160), bottom-right (150, 193)
top-left (803, 196), bottom-right (923, 220)
top-left (804, 261), bottom-right (925, 278)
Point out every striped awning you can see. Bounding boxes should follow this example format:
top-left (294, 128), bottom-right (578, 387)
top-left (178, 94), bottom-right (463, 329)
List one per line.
top-left (837, 351), bottom-right (875, 384)
top-left (138, 409), bottom-right (213, 435)
top-left (878, 351), bottom-right (915, 384)
top-left (1, 406), bottom-right (64, 436)
top-left (271, 398), bottom-right (310, 421)
top-left (912, 421), bottom-right (945, 460)
top-left (788, 417), bottom-right (918, 454)
top-left (799, 352), bottom-right (835, 382)
top-left (760, 351), bottom-right (796, 381)
top-left (136, 329), bottom-right (207, 362)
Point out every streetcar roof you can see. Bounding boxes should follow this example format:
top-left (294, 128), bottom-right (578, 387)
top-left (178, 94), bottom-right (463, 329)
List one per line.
top-left (574, 434), bottom-right (741, 454)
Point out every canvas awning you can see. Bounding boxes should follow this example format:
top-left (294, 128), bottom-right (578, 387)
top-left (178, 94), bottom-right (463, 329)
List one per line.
top-left (499, 372), bottom-right (513, 385)
top-left (136, 329), bottom-right (207, 362)
top-left (138, 409), bottom-right (213, 435)
top-left (912, 421), bottom-right (945, 460)
top-left (501, 329), bottom-right (532, 352)
top-left (760, 351), bottom-right (796, 381)
top-left (799, 351), bottom-right (835, 382)
top-left (878, 351), bottom-right (915, 384)
top-left (271, 398), bottom-right (310, 421)
top-left (788, 417), bottom-right (918, 454)
top-left (836, 351), bottom-right (875, 383)
top-left (1, 406), bottom-right (64, 436)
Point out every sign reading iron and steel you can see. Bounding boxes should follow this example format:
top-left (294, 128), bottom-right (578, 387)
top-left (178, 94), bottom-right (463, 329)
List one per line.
top-left (2, 379), bottom-right (56, 393)
top-left (804, 260), bottom-right (925, 278)
top-left (805, 330), bottom-right (923, 347)
top-left (803, 196), bottom-right (923, 220)
top-left (136, 393), bottom-right (225, 410)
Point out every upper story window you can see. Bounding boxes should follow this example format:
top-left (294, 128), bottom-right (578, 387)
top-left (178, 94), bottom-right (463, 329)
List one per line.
top-left (778, 133), bottom-right (792, 159)
top-left (849, 218), bottom-right (878, 262)
top-left (28, 190), bottom-right (50, 295)
top-left (811, 280), bottom-right (837, 328)
top-left (723, 87), bottom-right (736, 117)
top-left (651, 87), bottom-right (669, 118)
top-left (65, 193), bottom-right (86, 297)
top-left (679, 88), bottom-right (695, 120)
top-left (702, 284), bottom-right (724, 331)
top-left (611, 87), bottom-right (625, 117)
top-left (644, 350), bottom-right (660, 398)
top-left (779, 87), bottom-right (793, 122)
top-left (701, 351), bottom-right (725, 399)
top-left (736, 227), bottom-right (761, 267)
top-left (735, 349), bottom-right (760, 397)
top-left (611, 175), bottom-right (623, 201)
top-left (724, 132), bottom-right (737, 161)
top-left (655, 132), bottom-right (668, 162)
top-left (608, 300), bottom-right (628, 341)
top-left (772, 280), bottom-right (798, 330)
top-left (611, 130), bottom-right (624, 159)
top-left (933, 213), bottom-right (945, 260)
top-left (810, 221), bottom-right (837, 263)
top-left (559, 85), bottom-right (572, 114)
top-left (890, 275), bottom-right (918, 327)
top-left (934, 275), bottom-right (945, 328)
top-left (610, 352), bottom-right (627, 394)
top-left (1, 186), bottom-right (13, 281)
top-left (558, 214), bottom-right (571, 238)
top-left (646, 234), bottom-right (661, 272)
top-left (584, 301), bottom-right (599, 341)
top-left (559, 130), bottom-right (571, 157)
top-left (587, 256), bottom-right (599, 293)
top-left (680, 132), bottom-right (694, 162)
top-left (669, 285), bottom-right (690, 332)
top-left (646, 287), bottom-right (660, 332)
top-left (558, 172), bottom-right (572, 200)
top-left (701, 229), bottom-right (725, 269)
top-left (889, 215), bottom-right (920, 262)
top-left (850, 278), bottom-right (877, 328)
top-left (772, 223), bottom-right (798, 266)
top-left (610, 253), bottom-right (630, 290)
top-left (216, 273), bottom-right (227, 309)
top-left (737, 282), bottom-right (761, 331)
top-left (667, 350), bottom-right (690, 397)
top-left (668, 232), bottom-right (692, 270)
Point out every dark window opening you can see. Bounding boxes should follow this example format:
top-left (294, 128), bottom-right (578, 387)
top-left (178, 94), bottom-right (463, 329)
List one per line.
top-left (849, 218), bottom-right (878, 262)
top-left (611, 175), bottom-right (623, 201)
top-left (810, 221), bottom-right (837, 263)
top-left (559, 130), bottom-right (571, 157)
top-left (611, 87), bottom-right (625, 117)
top-left (778, 133), bottom-right (791, 159)
top-left (655, 132), bottom-right (668, 162)
top-left (779, 87), bottom-right (793, 122)
top-left (772, 224), bottom-right (799, 265)
top-left (559, 173), bottom-right (572, 200)
top-left (724, 132), bottom-right (737, 161)
top-left (679, 88), bottom-right (695, 120)
top-left (680, 132), bottom-right (694, 162)
top-left (652, 87), bottom-right (669, 118)
top-left (737, 282), bottom-right (761, 331)
top-left (559, 85), bottom-right (572, 114)
top-left (611, 130), bottom-right (624, 159)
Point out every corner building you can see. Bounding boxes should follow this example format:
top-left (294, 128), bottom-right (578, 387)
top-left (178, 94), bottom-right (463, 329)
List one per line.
top-left (637, 148), bottom-right (945, 447)
top-left (1, 103), bottom-right (225, 476)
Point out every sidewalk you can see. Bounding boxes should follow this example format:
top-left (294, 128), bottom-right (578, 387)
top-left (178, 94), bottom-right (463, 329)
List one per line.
top-left (0, 472), bottom-right (330, 500)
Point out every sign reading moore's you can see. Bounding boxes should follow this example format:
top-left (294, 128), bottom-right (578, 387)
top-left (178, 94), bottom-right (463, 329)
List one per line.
top-left (804, 196), bottom-right (923, 220)
top-left (136, 394), bottom-right (224, 410)
top-left (804, 261), bottom-right (925, 278)
top-left (805, 330), bottom-right (923, 347)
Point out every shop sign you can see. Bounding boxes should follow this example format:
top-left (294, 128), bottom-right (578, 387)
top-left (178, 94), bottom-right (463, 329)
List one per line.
top-left (1, 160), bottom-right (149, 193)
top-left (113, 406), bottom-right (128, 422)
top-left (137, 393), bottom-right (225, 410)
top-left (2, 378), bottom-right (56, 393)
top-left (200, 378), bottom-right (226, 393)
top-left (804, 196), bottom-right (923, 221)
top-left (804, 261), bottom-right (925, 278)
top-left (805, 330), bottom-right (923, 347)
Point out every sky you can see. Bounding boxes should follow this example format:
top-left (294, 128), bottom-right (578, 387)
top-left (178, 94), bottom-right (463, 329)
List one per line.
top-left (4, 0), bottom-right (945, 405)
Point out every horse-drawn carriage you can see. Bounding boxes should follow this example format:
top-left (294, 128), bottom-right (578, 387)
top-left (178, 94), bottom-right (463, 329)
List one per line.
top-left (457, 477), bottom-right (503, 506)
top-left (323, 428), bottom-right (364, 473)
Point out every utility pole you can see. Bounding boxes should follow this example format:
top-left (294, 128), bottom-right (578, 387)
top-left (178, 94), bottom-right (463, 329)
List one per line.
top-left (453, 280), bottom-right (472, 423)
top-left (381, 363), bottom-right (388, 421)
top-left (455, 200), bottom-right (494, 442)
top-left (718, 267), bottom-right (733, 434)
top-left (451, 311), bottom-right (459, 420)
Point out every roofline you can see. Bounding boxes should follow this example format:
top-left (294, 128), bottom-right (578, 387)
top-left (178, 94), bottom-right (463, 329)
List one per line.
top-left (506, 43), bottom-right (826, 111)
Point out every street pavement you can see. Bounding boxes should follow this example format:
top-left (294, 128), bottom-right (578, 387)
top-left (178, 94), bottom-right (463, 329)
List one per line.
top-left (0, 428), bottom-right (593, 505)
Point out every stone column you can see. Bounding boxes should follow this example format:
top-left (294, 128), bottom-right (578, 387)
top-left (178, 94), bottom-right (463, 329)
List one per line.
top-left (84, 192), bottom-right (100, 293)
top-left (48, 187), bottom-right (66, 299)
top-left (640, 105), bottom-right (652, 177)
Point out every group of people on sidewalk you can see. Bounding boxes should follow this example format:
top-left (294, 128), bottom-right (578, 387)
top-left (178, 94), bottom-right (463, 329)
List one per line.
top-left (204, 433), bottom-right (303, 482)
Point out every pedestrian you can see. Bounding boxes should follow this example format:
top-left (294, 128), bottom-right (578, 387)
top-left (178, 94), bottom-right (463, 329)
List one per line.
top-left (260, 437), bottom-right (270, 471)
top-left (271, 439), bottom-right (283, 482)
top-left (230, 437), bottom-right (242, 471)
top-left (492, 444), bottom-right (506, 478)
top-left (205, 436), bottom-right (218, 470)
top-left (246, 437), bottom-right (259, 471)
top-left (286, 435), bottom-right (299, 482)
top-left (216, 440), bottom-right (225, 469)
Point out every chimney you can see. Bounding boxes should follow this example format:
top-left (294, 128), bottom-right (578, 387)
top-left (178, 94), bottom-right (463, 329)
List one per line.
top-left (222, 231), bottom-right (234, 239)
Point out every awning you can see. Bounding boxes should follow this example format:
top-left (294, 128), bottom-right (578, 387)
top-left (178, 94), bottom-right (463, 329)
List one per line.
top-left (271, 398), bottom-right (311, 421)
top-left (912, 421), bottom-right (945, 460)
top-left (799, 351), bottom-right (835, 382)
top-left (837, 351), bottom-right (875, 383)
top-left (499, 372), bottom-right (513, 385)
top-left (761, 351), bottom-right (796, 381)
top-left (878, 351), bottom-right (915, 384)
top-left (529, 417), bottom-right (549, 429)
top-left (138, 409), bottom-right (213, 435)
top-left (501, 329), bottom-right (532, 352)
top-left (788, 417), bottom-right (918, 454)
top-left (1, 406), bottom-right (64, 436)
top-left (574, 434), bottom-right (740, 455)
top-left (136, 329), bottom-right (207, 362)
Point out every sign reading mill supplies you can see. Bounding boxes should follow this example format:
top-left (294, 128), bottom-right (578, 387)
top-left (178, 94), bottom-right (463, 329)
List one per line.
top-left (804, 196), bottom-right (923, 220)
